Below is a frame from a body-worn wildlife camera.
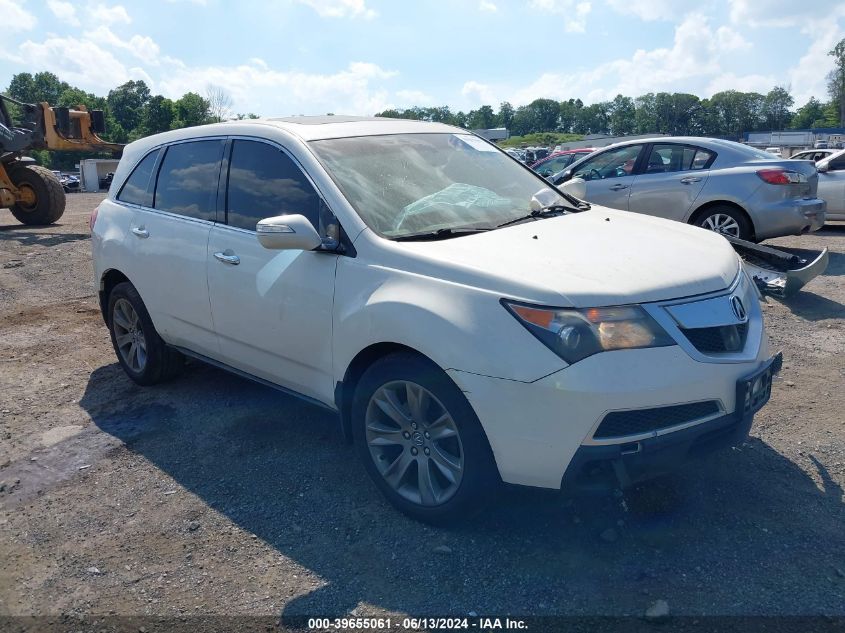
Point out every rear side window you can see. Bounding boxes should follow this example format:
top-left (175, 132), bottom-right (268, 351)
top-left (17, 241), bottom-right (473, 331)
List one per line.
top-left (644, 144), bottom-right (715, 174)
top-left (154, 140), bottom-right (225, 221)
top-left (116, 149), bottom-right (160, 207)
top-left (226, 139), bottom-right (320, 231)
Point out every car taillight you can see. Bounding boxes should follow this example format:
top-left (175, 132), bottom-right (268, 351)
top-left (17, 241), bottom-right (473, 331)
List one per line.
top-left (756, 168), bottom-right (807, 185)
top-left (89, 205), bottom-right (99, 231)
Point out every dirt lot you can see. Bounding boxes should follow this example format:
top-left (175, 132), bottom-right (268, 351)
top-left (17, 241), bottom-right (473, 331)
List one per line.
top-left (1, 193), bottom-right (844, 624)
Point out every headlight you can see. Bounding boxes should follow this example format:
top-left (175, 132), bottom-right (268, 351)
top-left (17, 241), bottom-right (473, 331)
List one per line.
top-left (502, 301), bottom-right (675, 364)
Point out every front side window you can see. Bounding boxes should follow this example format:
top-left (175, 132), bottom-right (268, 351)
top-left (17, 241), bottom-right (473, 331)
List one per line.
top-left (154, 140), bottom-right (225, 221)
top-left (644, 144), bottom-right (715, 174)
top-left (573, 145), bottom-right (643, 181)
top-left (117, 149), bottom-right (160, 207)
top-left (226, 140), bottom-right (320, 231)
top-left (310, 133), bottom-right (558, 238)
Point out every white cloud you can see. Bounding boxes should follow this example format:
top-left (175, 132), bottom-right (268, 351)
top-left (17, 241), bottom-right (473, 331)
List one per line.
top-left (787, 21), bottom-right (845, 105)
top-left (396, 89), bottom-right (434, 105)
top-left (730, 0), bottom-right (845, 28)
top-left (461, 81), bottom-right (497, 105)
top-left (705, 72), bottom-right (778, 96)
top-left (605, 0), bottom-right (678, 21)
top-left (46, 0), bottom-right (81, 26)
top-left (157, 59), bottom-right (397, 115)
top-left (164, 0), bottom-right (207, 4)
top-left (528, 0), bottom-right (591, 32)
top-left (86, 26), bottom-right (161, 65)
top-left (9, 36), bottom-right (134, 91)
top-left (505, 13), bottom-right (751, 105)
top-left (89, 3), bottom-right (132, 25)
top-left (1, 0), bottom-right (37, 32)
top-left (296, 0), bottom-right (377, 19)
top-left (479, 1), bottom-right (498, 12)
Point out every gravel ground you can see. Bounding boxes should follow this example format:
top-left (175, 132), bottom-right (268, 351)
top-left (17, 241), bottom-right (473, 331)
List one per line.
top-left (0, 194), bottom-right (844, 624)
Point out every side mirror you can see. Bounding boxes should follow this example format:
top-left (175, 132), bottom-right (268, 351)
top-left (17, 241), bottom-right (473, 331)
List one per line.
top-left (560, 177), bottom-right (587, 200)
top-left (817, 163), bottom-right (829, 173)
top-left (256, 214), bottom-right (322, 251)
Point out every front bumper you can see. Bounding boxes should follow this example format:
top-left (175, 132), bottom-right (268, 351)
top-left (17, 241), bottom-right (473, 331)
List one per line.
top-left (448, 341), bottom-right (775, 490)
top-left (562, 352), bottom-right (782, 492)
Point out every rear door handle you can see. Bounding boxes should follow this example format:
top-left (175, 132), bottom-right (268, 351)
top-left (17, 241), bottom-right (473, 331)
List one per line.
top-left (213, 251), bottom-right (240, 265)
top-left (680, 176), bottom-right (702, 184)
top-left (609, 183), bottom-right (629, 191)
top-left (131, 227), bottom-right (149, 238)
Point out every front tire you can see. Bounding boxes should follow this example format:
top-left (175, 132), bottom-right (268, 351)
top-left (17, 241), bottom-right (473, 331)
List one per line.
top-left (351, 353), bottom-right (499, 524)
top-left (107, 282), bottom-right (182, 385)
top-left (7, 164), bottom-right (66, 225)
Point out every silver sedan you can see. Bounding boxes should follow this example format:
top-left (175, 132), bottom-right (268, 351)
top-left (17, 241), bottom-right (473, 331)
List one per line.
top-left (553, 137), bottom-right (825, 241)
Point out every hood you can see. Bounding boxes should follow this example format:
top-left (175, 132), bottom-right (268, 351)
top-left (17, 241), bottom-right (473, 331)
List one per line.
top-left (393, 207), bottom-right (740, 307)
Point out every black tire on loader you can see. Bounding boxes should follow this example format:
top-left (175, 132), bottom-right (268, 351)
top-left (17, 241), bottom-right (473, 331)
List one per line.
top-left (7, 163), bottom-right (66, 225)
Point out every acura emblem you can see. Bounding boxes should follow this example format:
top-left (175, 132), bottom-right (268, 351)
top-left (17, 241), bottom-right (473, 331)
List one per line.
top-left (731, 296), bottom-right (747, 322)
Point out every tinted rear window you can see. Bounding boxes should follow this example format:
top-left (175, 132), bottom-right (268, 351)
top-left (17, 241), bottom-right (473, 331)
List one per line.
top-left (154, 140), bottom-right (225, 221)
top-left (117, 149), bottom-right (160, 207)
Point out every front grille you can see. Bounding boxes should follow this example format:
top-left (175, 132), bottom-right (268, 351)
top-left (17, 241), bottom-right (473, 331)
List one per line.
top-left (594, 401), bottom-right (721, 439)
top-left (681, 322), bottom-right (748, 353)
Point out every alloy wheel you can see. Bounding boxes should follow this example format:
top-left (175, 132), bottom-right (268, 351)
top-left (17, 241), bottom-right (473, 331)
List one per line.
top-left (112, 298), bottom-right (147, 372)
top-left (701, 213), bottom-right (740, 237)
top-left (365, 380), bottom-right (464, 506)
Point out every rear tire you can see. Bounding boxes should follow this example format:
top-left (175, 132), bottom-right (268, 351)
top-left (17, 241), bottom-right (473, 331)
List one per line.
top-left (107, 282), bottom-right (183, 385)
top-left (7, 164), bottom-right (66, 225)
top-left (351, 352), bottom-right (499, 524)
top-left (691, 205), bottom-right (752, 241)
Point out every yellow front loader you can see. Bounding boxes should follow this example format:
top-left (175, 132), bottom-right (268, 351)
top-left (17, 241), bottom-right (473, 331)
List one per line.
top-left (0, 94), bottom-right (123, 225)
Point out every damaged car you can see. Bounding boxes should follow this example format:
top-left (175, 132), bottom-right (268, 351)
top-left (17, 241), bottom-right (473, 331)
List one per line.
top-left (92, 117), bottom-right (782, 523)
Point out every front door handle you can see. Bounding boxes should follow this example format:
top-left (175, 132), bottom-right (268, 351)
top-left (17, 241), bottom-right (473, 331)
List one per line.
top-left (214, 251), bottom-right (240, 265)
top-left (131, 226), bottom-right (149, 238)
top-left (680, 176), bottom-right (702, 184)
top-left (609, 183), bottom-right (629, 191)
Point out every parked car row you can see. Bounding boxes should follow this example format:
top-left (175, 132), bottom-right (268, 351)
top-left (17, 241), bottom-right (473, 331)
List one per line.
top-left (93, 117), bottom-right (784, 523)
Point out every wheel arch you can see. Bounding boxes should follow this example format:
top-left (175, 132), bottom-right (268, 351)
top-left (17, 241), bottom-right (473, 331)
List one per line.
top-left (688, 200), bottom-right (755, 240)
top-left (335, 342), bottom-right (442, 444)
top-left (98, 268), bottom-right (132, 324)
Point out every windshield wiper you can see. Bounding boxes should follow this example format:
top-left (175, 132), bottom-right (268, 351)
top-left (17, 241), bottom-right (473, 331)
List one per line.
top-left (496, 204), bottom-right (578, 229)
top-left (559, 190), bottom-right (591, 210)
top-left (391, 227), bottom-right (492, 242)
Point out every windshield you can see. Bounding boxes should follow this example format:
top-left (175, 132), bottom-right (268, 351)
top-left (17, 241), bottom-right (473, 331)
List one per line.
top-left (309, 133), bottom-right (557, 238)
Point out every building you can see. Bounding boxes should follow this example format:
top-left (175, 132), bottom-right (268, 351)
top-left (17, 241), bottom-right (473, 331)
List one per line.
top-left (744, 128), bottom-right (845, 156)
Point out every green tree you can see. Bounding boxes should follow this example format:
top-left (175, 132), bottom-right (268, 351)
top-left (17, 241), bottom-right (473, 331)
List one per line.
top-left (107, 80), bottom-right (151, 132)
top-left (634, 93), bottom-right (657, 134)
top-left (608, 94), bottom-right (635, 135)
top-left (173, 92), bottom-right (210, 128)
top-left (466, 105), bottom-right (496, 129)
top-left (497, 101), bottom-right (514, 129)
top-left (142, 95), bottom-right (175, 135)
top-left (790, 97), bottom-right (826, 129)
top-left (558, 99), bottom-right (582, 133)
top-left (526, 98), bottom-right (560, 132)
top-left (828, 38), bottom-right (845, 126)
top-left (762, 86), bottom-right (794, 130)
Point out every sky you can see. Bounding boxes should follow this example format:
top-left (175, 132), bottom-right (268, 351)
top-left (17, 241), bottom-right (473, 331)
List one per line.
top-left (2, 0), bottom-right (845, 117)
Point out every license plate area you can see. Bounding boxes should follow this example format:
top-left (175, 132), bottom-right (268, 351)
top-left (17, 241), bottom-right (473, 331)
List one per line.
top-left (736, 352), bottom-right (782, 418)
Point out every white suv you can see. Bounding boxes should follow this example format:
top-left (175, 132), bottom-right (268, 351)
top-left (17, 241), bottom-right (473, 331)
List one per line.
top-left (91, 117), bottom-right (781, 523)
